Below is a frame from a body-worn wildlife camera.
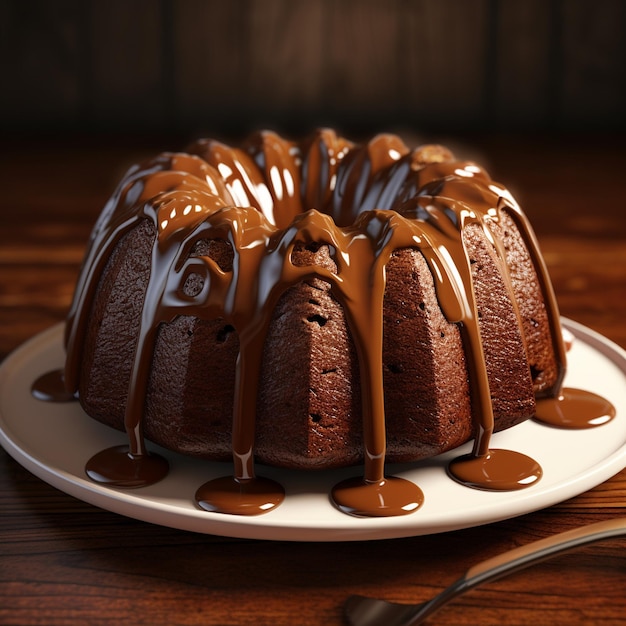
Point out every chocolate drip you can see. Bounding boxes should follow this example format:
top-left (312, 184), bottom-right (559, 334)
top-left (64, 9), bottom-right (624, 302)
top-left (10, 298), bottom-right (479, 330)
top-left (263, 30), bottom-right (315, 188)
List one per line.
top-left (186, 139), bottom-right (274, 221)
top-left (497, 195), bottom-right (567, 395)
top-left (300, 128), bottom-right (352, 212)
top-left (494, 192), bottom-right (615, 428)
top-left (65, 155), bottom-right (230, 487)
top-left (328, 134), bottom-right (409, 226)
top-left (243, 130), bottom-right (302, 228)
top-left (51, 128), bottom-right (614, 517)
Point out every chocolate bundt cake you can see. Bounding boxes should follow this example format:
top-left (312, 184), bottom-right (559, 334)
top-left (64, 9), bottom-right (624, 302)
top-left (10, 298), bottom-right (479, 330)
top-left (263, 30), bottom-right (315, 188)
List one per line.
top-left (66, 129), bottom-right (564, 462)
top-left (52, 128), bottom-right (614, 517)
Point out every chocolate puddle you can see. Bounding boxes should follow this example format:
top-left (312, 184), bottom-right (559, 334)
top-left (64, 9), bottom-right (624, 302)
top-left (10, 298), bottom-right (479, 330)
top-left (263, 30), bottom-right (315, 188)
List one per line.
top-left (535, 388), bottom-right (616, 429)
top-left (31, 369), bottom-right (76, 403)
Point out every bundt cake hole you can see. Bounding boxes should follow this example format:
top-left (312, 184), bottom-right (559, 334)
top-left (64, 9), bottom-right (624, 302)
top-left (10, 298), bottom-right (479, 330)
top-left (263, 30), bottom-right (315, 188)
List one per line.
top-left (387, 363), bottom-right (403, 374)
top-left (530, 364), bottom-right (543, 381)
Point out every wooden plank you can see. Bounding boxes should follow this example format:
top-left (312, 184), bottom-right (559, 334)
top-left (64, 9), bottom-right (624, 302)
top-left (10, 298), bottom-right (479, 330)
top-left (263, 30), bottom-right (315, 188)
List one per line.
top-left (492, 0), bottom-right (553, 128)
top-left (173, 0), bottom-right (250, 134)
top-left (401, 0), bottom-right (489, 129)
top-left (175, 0), bottom-right (404, 134)
top-left (89, 0), bottom-right (166, 129)
top-left (244, 0), bottom-right (325, 127)
top-left (0, 0), bottom-right (87, 130)
top-left (559, 0), bottom-right (626, 128)
top-left (2, 0), bottom-right (626, 134)
top-left (321, 0), bottom-right (403, 129)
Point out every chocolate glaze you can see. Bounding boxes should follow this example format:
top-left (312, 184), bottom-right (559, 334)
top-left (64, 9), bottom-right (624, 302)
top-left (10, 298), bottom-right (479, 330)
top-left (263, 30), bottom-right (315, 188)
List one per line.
top-left (535, 388), bottom-right (616, 429)
top-left (195, 476), bottom-right (284, 515)
top-left (332, 476), bottom-right (424, 517)
top-left (448, 449), bottom-right (542, 491)
top-left (31, 369), bottom-right (76, 402)
top-left (48, 128), bottom-right (615, 517)
top-left (85, 445), bottom-right (168, 488)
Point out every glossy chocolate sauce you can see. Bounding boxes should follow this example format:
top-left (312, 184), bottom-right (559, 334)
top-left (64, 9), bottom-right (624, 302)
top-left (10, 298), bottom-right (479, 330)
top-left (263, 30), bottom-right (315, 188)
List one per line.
top-left (535, 388), bottom-right (616, 429)
top-left (39, 129), bottom-right (615, 517)
top-left (195, 476), bottom-right (284, 516)
top-left (332, 477), bottom-right (424, 517)
top-left (31, 369), bottom-right (76, 402)
top-left (85, 444), bottom-right (168, 488)
top-left (448, 449), bottom-right (542, 491)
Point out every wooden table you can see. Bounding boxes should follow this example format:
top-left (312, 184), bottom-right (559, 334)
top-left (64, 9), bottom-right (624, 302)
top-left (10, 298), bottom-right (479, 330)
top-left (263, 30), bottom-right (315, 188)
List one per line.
top-left (1, 134), bottom-right (625, 625)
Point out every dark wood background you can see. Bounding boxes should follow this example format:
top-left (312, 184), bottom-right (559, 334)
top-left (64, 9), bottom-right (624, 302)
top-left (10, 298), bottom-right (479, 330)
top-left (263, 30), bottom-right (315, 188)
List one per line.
top-left (2, 0), bottom-right (626, 139)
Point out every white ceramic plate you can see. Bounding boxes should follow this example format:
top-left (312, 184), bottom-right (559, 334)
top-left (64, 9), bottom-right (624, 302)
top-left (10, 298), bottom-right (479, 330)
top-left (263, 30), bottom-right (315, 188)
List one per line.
top-left (1, 319), bottom-right (625, 541)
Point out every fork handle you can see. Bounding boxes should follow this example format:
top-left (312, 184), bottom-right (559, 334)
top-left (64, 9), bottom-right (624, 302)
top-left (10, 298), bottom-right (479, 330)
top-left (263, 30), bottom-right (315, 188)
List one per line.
top-left (345, 518), bottom-right (626, 626)
top-left (405, 517), bottom-right (626, 626)
top-left (465, 516), bottom-right (626, 586)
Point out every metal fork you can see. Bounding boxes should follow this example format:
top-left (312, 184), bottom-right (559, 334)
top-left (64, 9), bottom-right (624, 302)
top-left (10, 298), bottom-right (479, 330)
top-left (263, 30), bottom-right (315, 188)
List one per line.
top-left (345, 517), bottom-right (626, 626)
